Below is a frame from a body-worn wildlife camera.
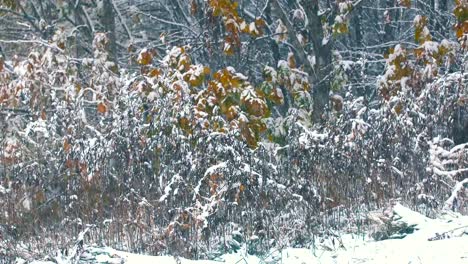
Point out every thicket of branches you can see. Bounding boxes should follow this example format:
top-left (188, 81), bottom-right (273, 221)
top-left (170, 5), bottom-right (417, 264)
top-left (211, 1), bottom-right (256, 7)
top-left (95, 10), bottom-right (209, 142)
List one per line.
top-left (0, 0), bottom-right (467, 260)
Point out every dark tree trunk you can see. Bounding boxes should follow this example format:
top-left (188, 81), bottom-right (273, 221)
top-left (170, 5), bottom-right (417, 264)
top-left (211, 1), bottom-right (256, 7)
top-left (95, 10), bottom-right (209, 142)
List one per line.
top-left (352, 6), bottom-right (363, 47)
top-left (98, 0), bottom-right (117, 66)
top-left (301, 0), bottom-right (332, 123)
top-left (453, 106), bottom-right (468, 144)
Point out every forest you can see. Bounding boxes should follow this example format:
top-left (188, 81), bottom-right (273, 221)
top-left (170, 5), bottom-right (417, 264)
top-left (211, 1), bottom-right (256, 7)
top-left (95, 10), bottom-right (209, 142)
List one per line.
top-left (0, 0), bottom-right (467, 263)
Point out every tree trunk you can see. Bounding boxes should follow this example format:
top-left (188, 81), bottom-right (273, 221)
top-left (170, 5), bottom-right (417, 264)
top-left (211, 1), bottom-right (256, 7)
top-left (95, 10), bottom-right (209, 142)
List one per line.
top-left (352, 6), bottom-right (363, 47)
top-left (271, 0), bottom-right (332, 123)
top-left (98, 0), bottom-right (117, 65)
top-left (301, 0), bottom-right (332, 123)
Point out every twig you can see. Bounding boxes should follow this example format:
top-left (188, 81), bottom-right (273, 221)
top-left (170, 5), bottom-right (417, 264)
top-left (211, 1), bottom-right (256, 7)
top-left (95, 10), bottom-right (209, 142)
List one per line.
top-left (0, 39), bottom-right (64, 53)
top-left (112, 0), bottom-right (133, 42)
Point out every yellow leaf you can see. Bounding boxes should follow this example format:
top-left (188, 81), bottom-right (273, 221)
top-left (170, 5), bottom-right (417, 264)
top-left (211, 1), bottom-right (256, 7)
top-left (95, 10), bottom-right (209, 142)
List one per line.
top-left (394, 102), bottom-right (403, 115)
top-left (226, 105), bottom-right (238, 121)
top-left (189, 77), bottom-right (203, 86)
top-left (137, 49), bottom-right (154, 65)
top-left (223, 41), bottom-right (235, 56)
top-left (239, 184), bottom-right (245, 192)
top-left (179, 117), bottom-right (192, 133)
top-left (203, 66), bottom-right (211, 75)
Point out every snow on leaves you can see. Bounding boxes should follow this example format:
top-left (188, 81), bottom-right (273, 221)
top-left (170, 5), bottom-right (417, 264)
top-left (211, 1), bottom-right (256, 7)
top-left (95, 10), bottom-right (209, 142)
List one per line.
top-left (454, 0), bottom-right (468, 49)
top-left (208, 0), bottom-right (266, 55)
top-left (196, 66), bottom-right (269, 147)
top-left (380, 15), bottom-right (457, 104)
top-left (333, 1), bottom-right (353, 35)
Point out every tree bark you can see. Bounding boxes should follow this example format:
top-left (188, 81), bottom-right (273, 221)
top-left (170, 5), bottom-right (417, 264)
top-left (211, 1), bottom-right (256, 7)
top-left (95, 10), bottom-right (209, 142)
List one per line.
top-left (352, 5), bottom-right (363, 47)
top-left (301, 0), bottom-right (332, 123)
top-left (98, 0), bottom-right (117, 66)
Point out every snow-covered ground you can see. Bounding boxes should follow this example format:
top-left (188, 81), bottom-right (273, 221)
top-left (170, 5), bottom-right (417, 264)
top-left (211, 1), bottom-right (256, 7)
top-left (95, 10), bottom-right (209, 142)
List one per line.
top-left (22, 204), bottom-right (468, 264)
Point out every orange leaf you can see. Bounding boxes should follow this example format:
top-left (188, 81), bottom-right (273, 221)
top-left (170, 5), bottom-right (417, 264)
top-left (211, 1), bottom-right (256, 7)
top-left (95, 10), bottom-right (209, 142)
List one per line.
top-left (148, 68), bottom-right (162, 77)
top-left (97, 102), bottom-right (107, 113)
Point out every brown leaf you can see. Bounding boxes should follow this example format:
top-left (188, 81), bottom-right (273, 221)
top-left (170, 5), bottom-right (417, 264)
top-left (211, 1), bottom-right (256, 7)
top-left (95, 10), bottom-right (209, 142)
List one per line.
top-left (137, 49), bottom-right (154, 65)
top-left (148, 68), bottom-right (162, 77)
top-left (41, 110), bottom-right (47, 120)
top-left (63, 139), bottom-right (71, 153)
top-left (398, 0), bottom-right (411, 8)
top-left (288, 52), bottom-right (296, 68)
top-left (190, 0), bottom-right (198, 15)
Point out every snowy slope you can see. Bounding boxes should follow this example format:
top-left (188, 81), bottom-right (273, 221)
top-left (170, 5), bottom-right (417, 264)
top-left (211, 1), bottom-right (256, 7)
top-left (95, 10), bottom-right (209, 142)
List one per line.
top-left (23, 204), bottom-right (468, 264)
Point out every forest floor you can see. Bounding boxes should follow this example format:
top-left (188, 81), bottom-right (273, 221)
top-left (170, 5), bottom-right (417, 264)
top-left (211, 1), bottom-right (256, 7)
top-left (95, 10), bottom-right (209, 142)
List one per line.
top-left (18, 204), bottom-right (468, 264)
